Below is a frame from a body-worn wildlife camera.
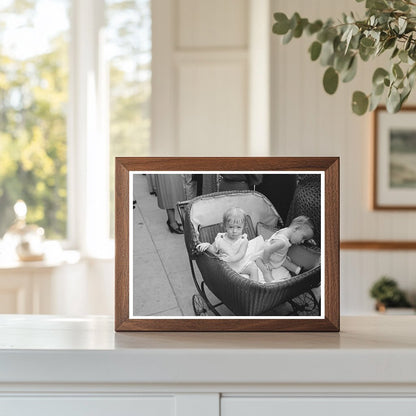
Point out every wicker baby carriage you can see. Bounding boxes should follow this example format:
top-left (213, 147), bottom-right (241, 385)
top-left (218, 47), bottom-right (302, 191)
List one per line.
top-left (179, 186), bottom-right (321, 316)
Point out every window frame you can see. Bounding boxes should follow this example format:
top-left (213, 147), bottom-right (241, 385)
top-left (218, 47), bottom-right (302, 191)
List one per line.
top-left (1, 0), bottom-right (158, 258)
top-left (67, 0), bottom-right (112, 257)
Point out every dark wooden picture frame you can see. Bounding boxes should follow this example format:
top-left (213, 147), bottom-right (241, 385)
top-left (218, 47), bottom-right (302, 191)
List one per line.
top-left (115, 157), bottom-right (339, 332)
top-left (373, 106), bottom-right (416, 210)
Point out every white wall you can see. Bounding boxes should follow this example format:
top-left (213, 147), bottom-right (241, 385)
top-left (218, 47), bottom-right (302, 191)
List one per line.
top-left (50, 259), bottom-right (114, 315)
top-left (271, 0), bottom-right (416, 313)
top-left (152, 0), bottom-right (270, 156)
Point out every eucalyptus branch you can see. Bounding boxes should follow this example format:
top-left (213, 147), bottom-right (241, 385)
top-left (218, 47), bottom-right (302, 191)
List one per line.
top-left (397, 32), bottom-right (416, 44)
top-left (272, 0), bottom-right (416, 114)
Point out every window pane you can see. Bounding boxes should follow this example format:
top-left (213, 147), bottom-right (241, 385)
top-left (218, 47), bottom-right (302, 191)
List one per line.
top-left (0, 0), bottom-right (70, 239)
top-left (106, 0), bottom-right (151, 237)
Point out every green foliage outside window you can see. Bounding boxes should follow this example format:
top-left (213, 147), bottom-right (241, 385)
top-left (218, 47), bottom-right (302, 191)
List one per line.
top-left (0, 0), bottom-right (151, 240)
top-left (107, 0), bottom-right (151, 237)
top-left (0, 1), bottom-right (69, 238)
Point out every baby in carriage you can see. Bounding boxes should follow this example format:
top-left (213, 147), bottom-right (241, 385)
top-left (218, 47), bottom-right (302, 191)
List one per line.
top-left (255, 216), bottom-right (314, 282)
top-left (196, 207), bottom-right (314, 284)
top-left (196, 207), bottom-right (263, 282)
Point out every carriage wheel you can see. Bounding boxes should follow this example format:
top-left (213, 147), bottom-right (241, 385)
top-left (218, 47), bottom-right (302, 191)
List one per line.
top-left (289, 290), bottom-right (319, 316)
top-left (192, 294), bottom-right (209, 316)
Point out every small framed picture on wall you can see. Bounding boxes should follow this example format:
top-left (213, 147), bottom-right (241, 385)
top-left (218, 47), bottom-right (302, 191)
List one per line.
top-left (115, 157), bottom-right (339, 332)
top-left (374, 106), bottom-right (416, 210)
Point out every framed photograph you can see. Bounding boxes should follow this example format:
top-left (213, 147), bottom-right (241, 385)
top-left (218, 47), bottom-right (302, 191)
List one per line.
top-left (115, 157), bottom-right (339, 331)
top-left (374, 106), bottom-right (416, 210)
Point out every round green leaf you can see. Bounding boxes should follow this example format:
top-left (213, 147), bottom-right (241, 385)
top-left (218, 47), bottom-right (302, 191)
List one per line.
top-left (393, 0), bottom-right (409, 11)
top-left (369, 92), bottom-right (383, 112)
top-left (387, 87), bottom-right (401, 113)
top-left (360, 37), bottom-right (375, 48)
top-left (317, 30), bottom-right (328, 43)
top-left (359, 44), bottom-right (375, 62)
top-left (399, 50), bottom-right (408, 63)
top-left (393, 63), bottom-right (404, 79)
top-left (373, 82), bottom-right (385, 96)
top-left (325, 27), bottom-right (338, 42)
top-left (342, 56), bottom-right (357, 83)
top-left (323, 67), bottom-right (339, 95)
top-left (282, 29), bottom-right (293, 44)
top-left (334, 52), bottom-right (352, 73)
top-left (290, 13), bottom-right (301, 30)
top-left (372, 68), bottom-right (389, 86)
top-left (367, 0), bottom-right (388, 11)
top-left (309, 41), bottom-right (322, 61)
top-left (384, 37), bottom-right (396, 50)
top-left (273, 13), bottom-right (290, 35)
top-left (400, 88), bottom-right (411, 107)
top-left (377, 14), bottom-right (388, 25)
top-left (293, 18), bottom-right (308, 38)
top-left (352, 91), bottom-right (369, 115)
top-left (320, 41), bottom-right (335, 66)
top-left (350, 29), bottom-right (361, 47)
top-left (391, 47), bottom-right (399, 59)
top-left (307, 20), bottom-right (323, 35)
top-left (293, 23), bottom-right (303, 38)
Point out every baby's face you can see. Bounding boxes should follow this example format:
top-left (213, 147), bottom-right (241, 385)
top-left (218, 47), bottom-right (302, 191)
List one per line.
top-left (290, 226), bottom-right (313, 245)
top-left (225, 221), bottom-right (244, 240)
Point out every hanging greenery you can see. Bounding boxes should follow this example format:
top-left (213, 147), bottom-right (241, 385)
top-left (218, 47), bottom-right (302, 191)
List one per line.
top-left (272, 0), bottom-right (416, 115)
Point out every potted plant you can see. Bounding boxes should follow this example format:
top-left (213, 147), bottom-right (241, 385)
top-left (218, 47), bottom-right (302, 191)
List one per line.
top-left (369, 276), bottom-right (413, 312)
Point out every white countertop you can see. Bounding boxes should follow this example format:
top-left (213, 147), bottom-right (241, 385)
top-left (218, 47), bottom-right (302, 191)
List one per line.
top-left (0, 315), bottom-right (415, 388)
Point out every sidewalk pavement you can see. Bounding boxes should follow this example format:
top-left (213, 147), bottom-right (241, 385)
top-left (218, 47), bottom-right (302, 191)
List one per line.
top-left (132, 174), bottom-right (230, 316)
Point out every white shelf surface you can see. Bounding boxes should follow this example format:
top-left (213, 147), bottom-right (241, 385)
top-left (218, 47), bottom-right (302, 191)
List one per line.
top-left (0, 315), bottom-right (415, 389)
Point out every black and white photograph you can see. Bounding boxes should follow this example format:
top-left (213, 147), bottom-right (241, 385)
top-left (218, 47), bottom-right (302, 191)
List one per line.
top-left (130, 172), bottom-right (323, 318)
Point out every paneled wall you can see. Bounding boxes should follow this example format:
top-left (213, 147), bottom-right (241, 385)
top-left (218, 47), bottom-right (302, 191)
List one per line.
top-left (152, 0), bottom-right (251, 156)
top-left (271, 0), bottom-right (416, 313)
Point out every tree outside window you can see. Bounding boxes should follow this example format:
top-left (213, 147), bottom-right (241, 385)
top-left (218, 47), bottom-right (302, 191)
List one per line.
top-left (0, 0), bottom-right (151, 243)
top-left (0, 0), bottom-right (70, 239)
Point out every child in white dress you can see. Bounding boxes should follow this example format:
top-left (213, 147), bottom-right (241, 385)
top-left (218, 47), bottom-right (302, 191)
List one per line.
top-left (255, 216), bottom-right (314, 283)
top-left (196, 207), bottom-right (262, 282)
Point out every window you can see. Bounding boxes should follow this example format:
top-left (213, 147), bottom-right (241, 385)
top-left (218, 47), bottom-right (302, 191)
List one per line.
top-left (0, 0), bottom-right (70, 239)
top-left (106, 0), bottom-right (151, 237)
top-left (0, 0), bottom-right (151, 253)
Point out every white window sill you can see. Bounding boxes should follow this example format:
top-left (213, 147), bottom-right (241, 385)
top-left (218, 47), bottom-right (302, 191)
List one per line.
top-left (0, 249), bottom-right (81, 271)
top-left (0, 239), bottom-right (115, 270)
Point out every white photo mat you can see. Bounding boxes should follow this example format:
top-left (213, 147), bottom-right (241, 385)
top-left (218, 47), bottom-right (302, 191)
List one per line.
top-left (129, 171), bottom-right (325, 320)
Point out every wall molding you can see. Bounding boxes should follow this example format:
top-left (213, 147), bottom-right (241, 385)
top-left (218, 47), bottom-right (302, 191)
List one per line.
top-left (341, 241), bottom-right (416, 250)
